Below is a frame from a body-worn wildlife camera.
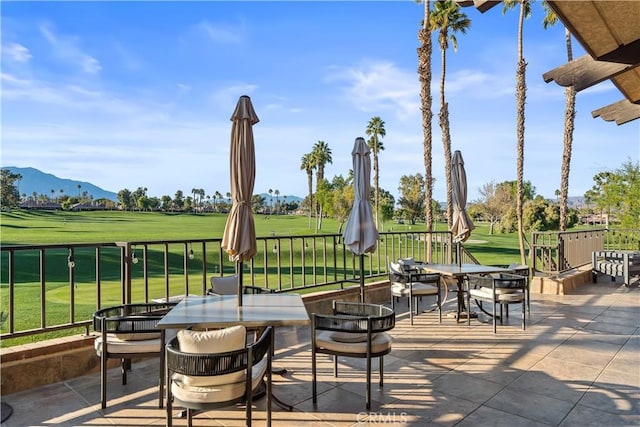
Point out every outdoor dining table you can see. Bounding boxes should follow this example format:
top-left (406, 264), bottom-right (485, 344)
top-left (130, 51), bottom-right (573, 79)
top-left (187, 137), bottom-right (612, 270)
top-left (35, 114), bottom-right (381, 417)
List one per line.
top-left (415, 263), bottom-right (512, 321)
top-left (156, 293), bottom-right (310, 413)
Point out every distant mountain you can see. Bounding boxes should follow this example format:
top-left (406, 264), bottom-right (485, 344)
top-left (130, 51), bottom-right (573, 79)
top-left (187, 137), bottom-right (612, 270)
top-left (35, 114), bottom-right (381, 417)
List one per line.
top-left (4, 167), bottom-right (118, 202)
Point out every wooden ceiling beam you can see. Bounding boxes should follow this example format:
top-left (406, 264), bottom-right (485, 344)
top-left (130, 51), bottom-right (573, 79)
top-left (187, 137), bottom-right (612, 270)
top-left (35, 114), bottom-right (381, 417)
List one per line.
top-left (543, 55), bottom-right (633, 92)
top-left (592, 99), bottom-right (640, 126)
top-left (597, 38), bottom-right (640, 64)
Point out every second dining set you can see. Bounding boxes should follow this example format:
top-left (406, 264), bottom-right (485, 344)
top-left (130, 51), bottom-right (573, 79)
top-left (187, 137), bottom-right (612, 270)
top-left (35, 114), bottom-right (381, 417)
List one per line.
top-left (387, 257), bottom-right (530, 332)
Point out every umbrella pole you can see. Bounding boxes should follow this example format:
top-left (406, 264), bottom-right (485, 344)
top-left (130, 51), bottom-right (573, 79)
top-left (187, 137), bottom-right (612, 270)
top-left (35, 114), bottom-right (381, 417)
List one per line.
top-left (359, 254), bottom-right (365, 303)
top-left (237, 261), bottom-right (243, 306)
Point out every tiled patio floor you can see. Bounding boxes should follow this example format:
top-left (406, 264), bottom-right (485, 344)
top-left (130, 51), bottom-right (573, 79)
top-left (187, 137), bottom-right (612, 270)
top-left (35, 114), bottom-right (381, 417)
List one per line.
top-left (2, 279), bottom-right (639, 426)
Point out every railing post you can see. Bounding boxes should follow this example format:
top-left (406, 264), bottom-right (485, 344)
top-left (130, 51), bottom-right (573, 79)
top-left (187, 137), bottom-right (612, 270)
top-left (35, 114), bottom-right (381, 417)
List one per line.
top-left (116, 242), bottom-right (133, 305)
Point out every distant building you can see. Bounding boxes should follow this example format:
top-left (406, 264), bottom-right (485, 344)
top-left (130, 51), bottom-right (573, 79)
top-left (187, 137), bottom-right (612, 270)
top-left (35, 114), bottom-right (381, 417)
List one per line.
top-left (19, 201), bottom-right (61, 210)
top-left (70, 202), bottom-right (106, 211)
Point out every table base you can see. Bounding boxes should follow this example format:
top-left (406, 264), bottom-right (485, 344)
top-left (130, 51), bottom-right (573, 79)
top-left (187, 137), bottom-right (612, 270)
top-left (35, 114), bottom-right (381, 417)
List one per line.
top-left (446, 311), bottom-right (478, 320)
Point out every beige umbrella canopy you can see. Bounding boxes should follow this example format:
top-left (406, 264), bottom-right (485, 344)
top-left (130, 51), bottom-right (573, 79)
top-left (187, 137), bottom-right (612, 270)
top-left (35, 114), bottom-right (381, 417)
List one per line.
top-left (450, 150), bottom-right (475, 264)
top-left (221, 95), bottom-right (259, 306)
top-left (342, 137), bottom-right (378, 302)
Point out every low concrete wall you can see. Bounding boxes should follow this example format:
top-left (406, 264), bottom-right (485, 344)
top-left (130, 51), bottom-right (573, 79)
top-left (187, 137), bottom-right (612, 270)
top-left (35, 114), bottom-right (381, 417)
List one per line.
top-left (1, 281), bottom-right (391, 396)
top-left (530, 267), bottom-right (593, 295)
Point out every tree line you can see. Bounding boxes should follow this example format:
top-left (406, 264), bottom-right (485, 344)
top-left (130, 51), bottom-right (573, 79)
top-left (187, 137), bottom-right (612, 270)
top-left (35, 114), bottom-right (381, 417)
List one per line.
top-left (2, 159), bottom-right (637, 231)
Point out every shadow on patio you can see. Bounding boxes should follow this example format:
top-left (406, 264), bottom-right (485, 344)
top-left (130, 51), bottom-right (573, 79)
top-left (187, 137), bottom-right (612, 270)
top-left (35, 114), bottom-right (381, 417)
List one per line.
top-left (2, 278), bottom-right (638, 427)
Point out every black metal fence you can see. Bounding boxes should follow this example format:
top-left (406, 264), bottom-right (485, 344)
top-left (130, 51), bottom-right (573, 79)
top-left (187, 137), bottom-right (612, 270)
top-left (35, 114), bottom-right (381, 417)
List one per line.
top-left (1, 231), bottom-right (452, 343)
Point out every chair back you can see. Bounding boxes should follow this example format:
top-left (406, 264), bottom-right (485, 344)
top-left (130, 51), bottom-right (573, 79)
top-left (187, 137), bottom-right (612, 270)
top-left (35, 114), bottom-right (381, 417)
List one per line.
top-left (209, 275), bottom-right (239, 295)
top-left (508, 264), bottom-right (530, 279)
top-left (388, 262), bottom-right (408, 284)
top-left (166, 326), bottom-right (273, 426)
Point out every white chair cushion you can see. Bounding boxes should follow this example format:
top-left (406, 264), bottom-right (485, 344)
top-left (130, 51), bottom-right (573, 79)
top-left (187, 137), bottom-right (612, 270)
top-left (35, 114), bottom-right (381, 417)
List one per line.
top-left (177, 326), bottom-right (246, 386)
top-left (390, 283), bottom-right (408, 297)
top-left (209, 276), bottom-right (239, 295)
top-left (94, 334), bottom-right (161, 355)
top-left (409, 282), bottom-right (439, 296)
top-left (316, 330), bottom-right (392, 354)
top-left (470, 287), bottom-right (524, 303)
top-left (391, 282), bottom-right (437, 297)
top-left (171, 357), bottom-right (268, 404)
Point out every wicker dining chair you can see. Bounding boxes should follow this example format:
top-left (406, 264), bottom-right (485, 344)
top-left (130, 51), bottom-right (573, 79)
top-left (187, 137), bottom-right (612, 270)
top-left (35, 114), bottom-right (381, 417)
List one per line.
top-left (165, 325), bottom-right (273, 427)
top-left (93, 302), bottom-right (177, 409)
top-left (311, 301), bottom-right (395, 410)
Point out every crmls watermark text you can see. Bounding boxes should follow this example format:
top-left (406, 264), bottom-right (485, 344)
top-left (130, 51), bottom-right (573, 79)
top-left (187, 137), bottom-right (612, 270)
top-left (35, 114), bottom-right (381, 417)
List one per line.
top-left (356, 411), bottom-right (409, 424)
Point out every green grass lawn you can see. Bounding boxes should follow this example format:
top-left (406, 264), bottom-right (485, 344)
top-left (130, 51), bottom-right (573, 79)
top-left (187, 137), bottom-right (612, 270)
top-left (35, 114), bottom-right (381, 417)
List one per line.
top-left (1, 210), bottom-right (523, 346)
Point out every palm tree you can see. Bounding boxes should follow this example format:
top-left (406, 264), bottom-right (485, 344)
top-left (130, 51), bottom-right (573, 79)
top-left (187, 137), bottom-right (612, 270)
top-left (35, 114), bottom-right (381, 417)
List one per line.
top-left (191, 188), bottom-right (197, 209)
top-left (365, 116), bottom-right (386, 229)
top-left (418, 0), bottom-right (435, 239)
top-left (311, 141), bottom-right (332, 230)
top-left (429, 0), bottom-right (470, 228)
top-left (268, 189), bottom-right (273, 214)
top-left (503, 0), bottom-right (532, 265)
top-left (274, 189), bottom-right (280, 215)
top-left (214, 191), bottom-right (223, 212)
top-left (312, 141), bottom-right (332, 185)
top-left (300, 153), bottom-right (314, 223)
top-left (543, 1), bottom-right (576, 231)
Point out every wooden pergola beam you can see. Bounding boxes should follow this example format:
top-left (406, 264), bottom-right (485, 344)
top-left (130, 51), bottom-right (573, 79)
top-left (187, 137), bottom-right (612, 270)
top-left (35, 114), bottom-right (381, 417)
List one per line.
top-left (592, 99), bottom-right (640, 126)
top-left (543, 54), bottom-right (635, 92)
top-left (454, 0), bottom-right (501, 13)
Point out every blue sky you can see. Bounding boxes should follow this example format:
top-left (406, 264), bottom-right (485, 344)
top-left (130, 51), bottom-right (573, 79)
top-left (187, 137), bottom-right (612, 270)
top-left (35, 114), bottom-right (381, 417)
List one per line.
top-left (2, 1), bottom-right (639, 204)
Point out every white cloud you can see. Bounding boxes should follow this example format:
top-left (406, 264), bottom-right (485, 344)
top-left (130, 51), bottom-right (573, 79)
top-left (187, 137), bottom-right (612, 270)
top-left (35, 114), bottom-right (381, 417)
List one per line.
top-left (325, 60), bottom-right (420, 120)
top-left (211, 84), bottom-right (258, 108)
top-left (2, 42), bottom-right (32, 62)
top-left (195, 20), bottom-right (245, 44)
top-left (39, 23), bottom-right (102, 74)
top-left (177, 83), bottom-right (191, 94)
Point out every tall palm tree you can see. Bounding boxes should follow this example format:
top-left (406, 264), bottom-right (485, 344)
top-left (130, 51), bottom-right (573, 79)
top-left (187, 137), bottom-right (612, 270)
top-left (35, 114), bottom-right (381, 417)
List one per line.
top-left (365, 116), bottom-right (386, 229)
top-left (311, 140), bottom-right (332, 231)
top-left (268, 188), bottom-right (273, 214)
top-left (503, 0), bottom-right (532, 265)
top-left (300, 153), bottom-right (314, 222)
top-left (429, 0), bottom-right (470, 228)
top-left (274, 189), bottom-right (280, 215)
top-left (214, 190), bottom-right (222, 212)
top-left (312, 140), bottom-right (332, 186)
top-left (543, 1), bottom-right (576, 231)
top-left (418, 0), bottom-right (435, 239)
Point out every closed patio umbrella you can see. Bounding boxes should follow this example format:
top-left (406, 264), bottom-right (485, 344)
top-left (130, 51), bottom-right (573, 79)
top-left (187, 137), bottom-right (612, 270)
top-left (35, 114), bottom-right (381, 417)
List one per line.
top-left (342, 137), bottom-right (379, 303)
top-left (221, 95), bottom-right (259, 306)
top-left (450, 150), bottom-right (475, 265)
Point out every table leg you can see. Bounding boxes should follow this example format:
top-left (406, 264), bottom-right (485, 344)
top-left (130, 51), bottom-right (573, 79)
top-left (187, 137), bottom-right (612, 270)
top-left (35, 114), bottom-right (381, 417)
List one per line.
top-left (269, 327), bottom-right (294, 411)
top-left (446, 277), bottom-right (477, 322)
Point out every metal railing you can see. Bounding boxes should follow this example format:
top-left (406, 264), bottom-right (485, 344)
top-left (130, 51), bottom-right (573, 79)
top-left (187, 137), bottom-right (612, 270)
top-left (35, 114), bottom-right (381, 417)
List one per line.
top-left (0, 230), bottom-right (452, 343)
top-left (531, 228), bottom-right (639, 275)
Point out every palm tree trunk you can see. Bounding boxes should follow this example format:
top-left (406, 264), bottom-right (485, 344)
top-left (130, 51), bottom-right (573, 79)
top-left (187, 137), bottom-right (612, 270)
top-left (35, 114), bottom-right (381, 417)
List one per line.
top-left (516, 2), bottom-right (527, 265)
top-left (373, 146), bottom-right (379, 229)
top-left (559, 27), bottom-right (575, 231)
top-left (418, 0), bottom-right (434, 260)
top-left (439, 41), bottom-right (453, 228)
top-left (307, 172), bottom-right (313, 228)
